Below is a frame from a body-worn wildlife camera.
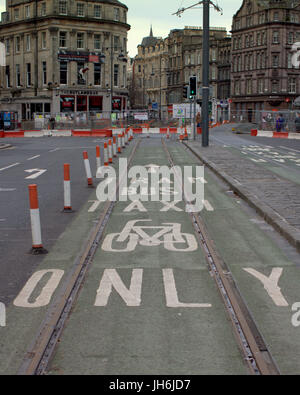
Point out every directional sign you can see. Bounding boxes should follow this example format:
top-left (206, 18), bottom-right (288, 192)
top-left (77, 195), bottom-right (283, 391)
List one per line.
top-left (25, 169), bottom-right (47, 179)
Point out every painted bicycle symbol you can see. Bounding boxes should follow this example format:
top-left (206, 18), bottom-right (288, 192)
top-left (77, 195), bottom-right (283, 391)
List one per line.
top-left (102, 220), bottom-right (198, 252)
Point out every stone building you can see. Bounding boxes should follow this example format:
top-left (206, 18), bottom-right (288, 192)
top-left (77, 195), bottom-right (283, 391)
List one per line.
top-left (0, 0), bottom-right (130, 120)
top-left (132, 26), bottom-right (230, 118)
top-left (231, 0), bottom-right (300, 120)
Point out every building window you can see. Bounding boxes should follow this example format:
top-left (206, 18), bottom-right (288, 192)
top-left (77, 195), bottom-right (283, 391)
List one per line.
top-left (94, 5), bottom-right (101, 18)
top-left (123, 10), bottom-right (127, 23)
top-left (14, 8), bottom-right (19, 20)
top-left (77, 33), bottom-right (84, 49)
top-left (59, 32), bottom-right (67, 48)
top-left (77, 62), bottom-right (86, 85)
top-left (41, 2), bottom-right (46, 16)
top-left (60, 61), bottom-right (68, 84)
top-left (114, 64), bottom-right (119, 87)
top-left (94, 63), bottom-right (101, 85)
top-left (272, 54), bottom-right (279, 68)
top-left (288, 32), bottom-right (294, 44)
top-left (25, 5), bottom-right (30, 18)
top-left (26, 63), bottom-right (31, 87)
top-left (59, 1), bottom-right (67, 15)
top-left (42, 61), bottom-right (47, 85)
top-left (15, 36), bottom-right (20, 53)
top-left (273, 12), bottom-right (279, 22)
top-left (246, 80), bottom-right (252, 94)
top-left (6, 65), bottom-right (11, 88)
top-left (234, 81), bottom-right (240, 95)
top-left (5, 39), bottom-right (10, 54)
top-left (114, 8), bottom-right (120, 21)
top-left (26, 34), bottom-right (31, 51)
top-left (272, 81), bottom-right (279, 93)
top-left (41, 32), bottom-right (46, 49)
top-left (272, 31), bottom-right (279, 44)
top-left (114, 36), bottom-right (120, 52)
top-left (94, 34), bottom-right (101, 50)
top-left (288, 53), bottom-right (293, 68)
top-left (288, 77), bottom-right (296, 93)
top-left (16, 64), bottom-right (21, 87)
top-left (258, 79), bottom-right (264, 94)
top-left (77, 3), bottom-right (85, 17)
top-left (257, 33), bottom-right (261, 46)
top-left (123, 65), bottom-right (126, 88)
top-left (257, 53), bottom-right (261, 69)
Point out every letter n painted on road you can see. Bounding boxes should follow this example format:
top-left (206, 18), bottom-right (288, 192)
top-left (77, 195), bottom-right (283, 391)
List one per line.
top-left (13, 270), bottom-right (64, 308)
top-left (163, 269), bottom-right (212, 308)
top-left (94, 269), bottom-right (143, 307)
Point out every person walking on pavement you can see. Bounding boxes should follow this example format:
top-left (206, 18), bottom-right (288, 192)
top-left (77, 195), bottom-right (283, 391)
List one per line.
top-left (196, 112), bottom-right (201, 128)
top-left (275, 114), bottom-right (285, 132)
top-left (295, 113), bottom-right (300, 132)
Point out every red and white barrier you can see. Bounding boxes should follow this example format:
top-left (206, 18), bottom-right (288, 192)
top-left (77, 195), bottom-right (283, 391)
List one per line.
top-left (113, 136), bottom-right (117, 157)
top-left (251, 130), bottom-right (300, 140)
top-left (28, 184), bottom-right (47, 254)
top-left (108, 139), bottom-right (113, 163)
top-left (104, 142), bottom-right (109, 166)
top-left (83, 151), bottom-right (93, 187)
top-left (117, 135), bottom-right (122, 154)
top-left (63, 164), bottom-right (72, 212)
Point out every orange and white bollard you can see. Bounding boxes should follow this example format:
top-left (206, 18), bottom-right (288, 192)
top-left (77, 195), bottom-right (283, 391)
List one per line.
top-left (96, 146), bottom-right (101, 171)
top-left (83, 151), bottom-right (93, 187)
top-left (104, 142), bottom-right (109, 166)
top-left (63, 164), bottom-right (73, 212)
top-left (117, 135), bottom-right (122, 154)
top-left (125, 131), bottom-right (129, 144)
top-left (108, 139), bottom-right (113, 163)
top-left (28, 184), bottom-right (47, 254)
top-left (113, 136), bottom-right (117, 157)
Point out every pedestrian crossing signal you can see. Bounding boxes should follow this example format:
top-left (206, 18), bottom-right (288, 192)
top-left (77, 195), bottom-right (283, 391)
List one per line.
top-left (183, 86), bottom-right (189, 99)
top-left (189, 76), bottom-right (197, 97)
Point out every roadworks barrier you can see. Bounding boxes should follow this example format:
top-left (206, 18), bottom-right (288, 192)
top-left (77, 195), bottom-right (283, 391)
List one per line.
top-left (251, 130), bottom-right (300, 140)
top-left (28, 184), bottom-right (48, 255)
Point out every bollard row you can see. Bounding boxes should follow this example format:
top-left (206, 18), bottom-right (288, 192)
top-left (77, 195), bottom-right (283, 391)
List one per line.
top-left (27, 129), bottom-right (134, 254)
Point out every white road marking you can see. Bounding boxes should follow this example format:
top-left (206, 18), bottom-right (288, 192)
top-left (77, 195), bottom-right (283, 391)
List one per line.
top-left (0, 163), bottom-right (20, 172)
top-left (163, 269), bottom-right (212, 308)
top-left (94, 269), bottom-right (143, 307)
top-left (279, 146), bottom-right (300, 154)
top-left (27, 155), bottom-right (41, 161)
top-left (0, 188), bottom-right (16, 192)
top-left (88, 200), bottom-right (101, 213)
top-left (49, 148), bottom-right (61, 153)
top-left (203, 200), bottom-right (214, 211)
top-left (25, 169), bottom-right (47, 179)
top-left (244, 268), bottom-right (289, 307)
top-left (123, 200), bottom-right (147, 212)
top-left (13, 269), bottom-right (64, 308)
top-left (188, 177), bottom-right (207, 184)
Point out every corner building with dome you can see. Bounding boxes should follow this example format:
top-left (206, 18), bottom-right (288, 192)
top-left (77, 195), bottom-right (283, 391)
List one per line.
top-left (0, 0), bottom-right (130, 120)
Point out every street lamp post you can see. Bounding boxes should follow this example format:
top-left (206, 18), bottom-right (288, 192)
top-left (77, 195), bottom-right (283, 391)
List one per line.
top-left (173, 1), bottom-right (223, 147)
top-left (202, 0), bottom-right (210, 147)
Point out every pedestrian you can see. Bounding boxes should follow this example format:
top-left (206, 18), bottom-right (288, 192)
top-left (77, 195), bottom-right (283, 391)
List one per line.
top-left (196, 112), bottom-right (201, 127)
top-left (295, 113), bottom-right (300, 132)
top-left (275, 114), bottom-right (285, 132)
top-left (49, 116), bottom-right (55, 130)
top-left (262, 116), bottom-right (267, 130)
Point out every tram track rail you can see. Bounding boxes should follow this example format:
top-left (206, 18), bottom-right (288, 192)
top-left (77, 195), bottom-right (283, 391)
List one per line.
top-left (18, 138), bottom-right (142, 375)
top-left (161, 138), bottom-right (280, 376)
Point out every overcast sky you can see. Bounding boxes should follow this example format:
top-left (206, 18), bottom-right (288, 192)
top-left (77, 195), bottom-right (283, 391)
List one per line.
top-left (0, 0), bottom-right (242, 57)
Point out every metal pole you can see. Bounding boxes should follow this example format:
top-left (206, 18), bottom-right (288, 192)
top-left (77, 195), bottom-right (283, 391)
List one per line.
top-left (202, 0), bottom-right (210, 147)
top-left (111, 35), bottom-right (113, 116)
top-left (193, 96), bottom-right (196, 140)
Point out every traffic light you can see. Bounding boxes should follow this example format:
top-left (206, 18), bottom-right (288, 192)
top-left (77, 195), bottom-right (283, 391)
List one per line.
top-left (189, 76), bottom-right (197, 97)
top-left (183, 85), bottom-right (189, 99)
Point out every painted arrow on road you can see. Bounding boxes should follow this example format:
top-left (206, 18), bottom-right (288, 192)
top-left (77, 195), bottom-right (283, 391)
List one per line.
top-left (25, 169), bottom-right (47, 179)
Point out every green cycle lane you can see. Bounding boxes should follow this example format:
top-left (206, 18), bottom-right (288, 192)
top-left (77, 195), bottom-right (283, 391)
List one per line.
top-left (169, 142), bottom-right (300, 375)
top-left (47, 139), bottom-right (248, 375)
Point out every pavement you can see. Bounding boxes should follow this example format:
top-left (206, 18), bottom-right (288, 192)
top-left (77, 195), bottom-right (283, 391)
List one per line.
top-left (185, 124), bottom-right (300, 252)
